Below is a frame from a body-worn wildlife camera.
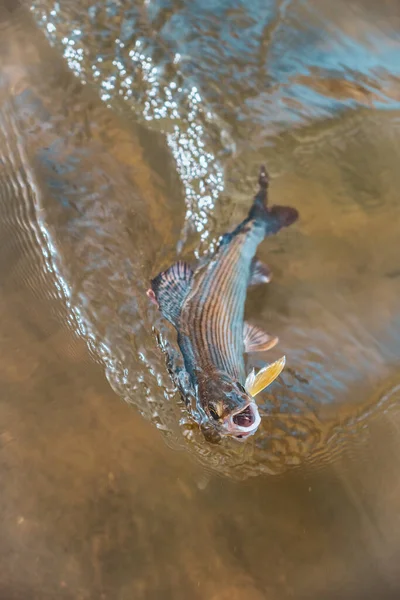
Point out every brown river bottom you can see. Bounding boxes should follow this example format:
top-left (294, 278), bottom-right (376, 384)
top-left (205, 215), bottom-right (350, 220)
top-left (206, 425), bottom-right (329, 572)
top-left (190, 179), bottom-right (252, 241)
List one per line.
top-left (1, 1), bottom-right (400, 599)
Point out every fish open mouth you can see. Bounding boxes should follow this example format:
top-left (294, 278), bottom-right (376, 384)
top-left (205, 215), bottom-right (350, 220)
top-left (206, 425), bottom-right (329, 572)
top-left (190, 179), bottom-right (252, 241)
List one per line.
top-left (233, 405), bottom-right (256, 428)
top-left (227, 402), bottom-right (261, 440)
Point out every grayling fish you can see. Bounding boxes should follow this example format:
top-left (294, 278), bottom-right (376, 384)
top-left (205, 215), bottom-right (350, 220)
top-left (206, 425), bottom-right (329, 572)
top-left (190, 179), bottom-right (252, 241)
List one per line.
top-left (147, 167), bottom-right (298, 440)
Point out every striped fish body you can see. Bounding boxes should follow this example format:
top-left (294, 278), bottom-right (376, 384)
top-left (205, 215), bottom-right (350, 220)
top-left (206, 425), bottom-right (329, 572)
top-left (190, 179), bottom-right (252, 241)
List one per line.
top-left (180, 219), bottom-right (266, 384)
top-left (148, 167), bottom-right (298, 438)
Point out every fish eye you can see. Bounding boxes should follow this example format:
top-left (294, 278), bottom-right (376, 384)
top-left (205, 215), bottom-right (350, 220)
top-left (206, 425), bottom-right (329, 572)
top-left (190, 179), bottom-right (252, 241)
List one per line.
top-left (209, 405), bottom-right (220, 420)
top-left (236, 382), bottom-right (246, 394)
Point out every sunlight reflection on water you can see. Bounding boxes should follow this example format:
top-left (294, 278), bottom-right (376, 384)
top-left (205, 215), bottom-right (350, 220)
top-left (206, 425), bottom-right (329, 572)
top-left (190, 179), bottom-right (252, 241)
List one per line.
top-left (23, 0), bottom-right (400, 481)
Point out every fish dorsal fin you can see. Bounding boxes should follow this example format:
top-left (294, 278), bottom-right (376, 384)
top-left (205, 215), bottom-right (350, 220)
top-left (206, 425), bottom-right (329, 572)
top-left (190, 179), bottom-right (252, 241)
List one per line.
top-left (245, 356), bottom-right (286, 397)
top-left (243, 322), bottom-right (278, 353)
top-left (249, 257), bottom-right (272, 286)
top-left (150, 261), bottom-right (193, 327)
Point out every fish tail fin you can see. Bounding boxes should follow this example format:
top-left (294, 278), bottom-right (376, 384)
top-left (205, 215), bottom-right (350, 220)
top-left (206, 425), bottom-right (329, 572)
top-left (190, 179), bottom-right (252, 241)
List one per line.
top-left (250, 165), bottom-right (270, 214)
top-left (248, 165), bottom-right (299, 235)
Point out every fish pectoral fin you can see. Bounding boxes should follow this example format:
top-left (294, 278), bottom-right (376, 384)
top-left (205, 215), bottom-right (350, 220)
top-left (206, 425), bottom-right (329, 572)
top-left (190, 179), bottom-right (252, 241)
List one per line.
top-left (243, 322), bottom-right (278, 353)
top-left (150, 261), bottom-right (193, 327)
top-left (249, 257), bottom-right (272, 286)
top-left (245, 356), bottom-right (286, 396)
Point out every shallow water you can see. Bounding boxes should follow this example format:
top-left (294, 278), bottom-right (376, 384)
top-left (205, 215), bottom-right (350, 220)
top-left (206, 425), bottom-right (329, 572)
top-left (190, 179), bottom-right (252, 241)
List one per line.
top-left (1, 0), bottom-right (400, 598)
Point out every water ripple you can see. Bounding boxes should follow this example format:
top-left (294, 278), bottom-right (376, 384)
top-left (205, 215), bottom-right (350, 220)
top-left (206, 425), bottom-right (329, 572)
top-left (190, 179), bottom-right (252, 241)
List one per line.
top-left (3, 1), bottom-right (396, 479)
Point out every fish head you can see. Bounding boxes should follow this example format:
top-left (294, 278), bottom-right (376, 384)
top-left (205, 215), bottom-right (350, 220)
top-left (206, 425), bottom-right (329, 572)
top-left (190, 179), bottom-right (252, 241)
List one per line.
top-left (200, 376), bottom-right (261, 441)
top-left (199, 357), bottom-right (286, 441)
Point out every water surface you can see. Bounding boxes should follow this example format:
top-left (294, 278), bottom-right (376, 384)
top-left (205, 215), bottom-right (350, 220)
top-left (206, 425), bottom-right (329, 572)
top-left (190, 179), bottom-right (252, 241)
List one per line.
top-left (1, 0), bottom-right (400, 598)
